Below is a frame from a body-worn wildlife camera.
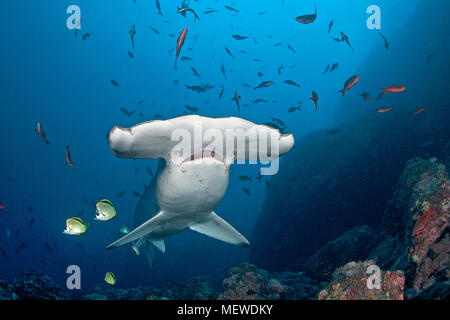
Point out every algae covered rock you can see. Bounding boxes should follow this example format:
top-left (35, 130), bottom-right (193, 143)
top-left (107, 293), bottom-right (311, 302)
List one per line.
top-left (317, 260), bottom-right (405, 300)
top-left (370, 158), bottom-right (449, 293)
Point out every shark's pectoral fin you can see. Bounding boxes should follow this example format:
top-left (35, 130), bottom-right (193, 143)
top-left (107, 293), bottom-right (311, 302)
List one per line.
top-left (106, 211), bottom-right (166, 249)
top-left (189, 212), bottom-right (250, 247)
top-left (151, 239), bottom-right (165, 253)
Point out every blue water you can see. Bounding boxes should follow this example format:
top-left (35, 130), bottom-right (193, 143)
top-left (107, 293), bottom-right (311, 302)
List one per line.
top-left (0, 0), bottom-right (441, 293)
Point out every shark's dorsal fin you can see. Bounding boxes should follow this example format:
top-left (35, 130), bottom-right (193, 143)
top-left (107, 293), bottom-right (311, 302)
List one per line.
top-left (189, 212), bottom-right (250, 247)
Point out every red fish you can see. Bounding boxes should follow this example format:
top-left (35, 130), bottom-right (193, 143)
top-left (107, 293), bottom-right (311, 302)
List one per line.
top-left (381, 84), bottom-right (406, 96)
top-left (65, 145), bottom-right (74, 168)
top-left (0, 206), bottom-right (5, 210)
top-left (309, 91), bottom-right (319, 111)
top-left (295, 5), bottom-right (317, 24)
top-left (175, 27), bottom-right (187, 69)
top-left (412, 206), bottom-right (436, 237)
top-left (376, 107), bottom-right (392, 113)
top-left (413, 107), bottom-right (427, 115)
top-left (339, 75), bottom-right (360, 96)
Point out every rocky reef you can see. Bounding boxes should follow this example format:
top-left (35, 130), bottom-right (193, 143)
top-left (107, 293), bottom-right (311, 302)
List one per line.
top-left (317, 260), bottom-right (405, 300)
top-left (369, 157), bottom-right (449, 298)
top-left (0, 269), bottom-right (70, 300)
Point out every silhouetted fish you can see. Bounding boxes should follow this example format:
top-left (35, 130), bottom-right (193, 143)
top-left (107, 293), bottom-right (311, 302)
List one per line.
top-left (16, 242), bottom-right (28, 254)
top-left (295, 5), bottom-right (317, 24)
top-left (224, 5), bottom-right (239, 13)
top-left (110, 79), bottom-right (120, 87)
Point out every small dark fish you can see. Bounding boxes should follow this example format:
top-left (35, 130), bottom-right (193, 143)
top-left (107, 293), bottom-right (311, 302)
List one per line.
top-left (283, 80), bottom-right (301, 87)
top-left (243, 83), bottom-right (251, 88)
top-left (29, 219), bottom-right (36, 227)
top-left (82, 33), bottom-right (91, 40)
top-left (257, 72), bottom-right (264, 77)
top-left (154, 114), bottom-right (163, 119)
top-left (243, 187), bottom-right (251, 196)
top-left (254, 81), bottom-right (273, 90)
top-left (340, 32), bottom-right (354, 51)
top-left (263, 122), bottom-right (286, 134)
top-left (221, 65), bottom-right (227, 79)
top-left (326, 128), bottom-right (340, 135)
top-left (278, 65), bottom-right (284, 75)
top-left (258, 11), bottom-right (267, 16)
top-left (295, 5), bottom-right (317, 24)
top-left (378, 32), bottom-right (389, 50)
top-left (65, 145), bottom-right (74, 168)
top-left (149, 26), bottom-right (160, 35)
top-left (120, 107), bottom-right (136, 117)
top-left (232, 35), bottom-right (249, 40)
top-left (110, 79), bottom-right (120, 87)
top-left (252, 58), bottom-right (262, 62)
top-left (132, 190), bottom-right (141, 198)
top-left (287, 44), bottom-right (296, 54)
top-left (274, 42), bottom-right (283, 47)
top-left (173, 80), bottom-right (180, 86)
top-left (115, 190), bottom-right (126, 198)
top-left (426, 53), bottom-right (435, 64)
top-left (180, 56), bottom-right (192, 61)
top-left (219, 85), bottom-right (225, 100)
top-left (155, 0), bottom-right (162, 15)
top-left (309, 91), bottom-right (319, 111)
top-left (328, 20), bottom-right (334, 33)
top-left (83, 198), bottom-right (88, 204)
top-left (359, 91), bottom-right (371, 102)
top-left (331, 37), bottom-right (342, 43)
top-left (185, 105), bottom-right (199, 113)
top-left (177, 7), bottom-right (200, 21)
top-left (225, 47), bottom-right (235, 59)
top-left (271, 117), bottom-right (285, 127)
top-left (288, 106), bottom-right (302, 113)
top-left (16, 242), bottom-right (28, 254)
top-left (203, 9), bottom-right (218, 15)
top-left (323, 64), bottom-right (330, 74)
top-left (191, 67), bottom-right (201, 78)
top-left (45, 243), bottom-right (53, 251)
top-left (36, 122), bottom-right (51, 144)
top-left (238, 175), bottom-right (252, 181)
top-left (232, 91), bottom-right (241, 113)
top-left (128, 50), bottom-right (135, 58)
top-left (129, 24), bottom-right (136, 48)
top-left (224, 5), bottom-right (239, 13)
top-left (27, 206), bottom-right (33, 213)
top-left (253, 99), bottom-right (267, 104)
top-left (185, 84), bottom-right (214, 93)
top-left (137, 100), bottom-right (145, 105)
top-left (330, 62), bottom-right (339, 72)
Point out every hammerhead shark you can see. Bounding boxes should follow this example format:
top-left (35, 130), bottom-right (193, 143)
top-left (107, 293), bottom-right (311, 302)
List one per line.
top-left (106, 115), bottom-right (295, 260)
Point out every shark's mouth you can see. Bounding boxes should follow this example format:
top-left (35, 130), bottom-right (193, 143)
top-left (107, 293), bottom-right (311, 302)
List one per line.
top-left (180, 149), bottom-right (225, 165)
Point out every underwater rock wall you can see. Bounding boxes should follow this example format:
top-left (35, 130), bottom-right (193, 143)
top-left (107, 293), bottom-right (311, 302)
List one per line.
top-left (250, 0), bottom-right (450, 271)
top-left (369, 157), bottom-right (449, 296)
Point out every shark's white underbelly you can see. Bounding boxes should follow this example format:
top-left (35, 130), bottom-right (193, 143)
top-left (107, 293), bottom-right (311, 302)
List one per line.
top-left (152, 156), bottom-right (229, 237)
